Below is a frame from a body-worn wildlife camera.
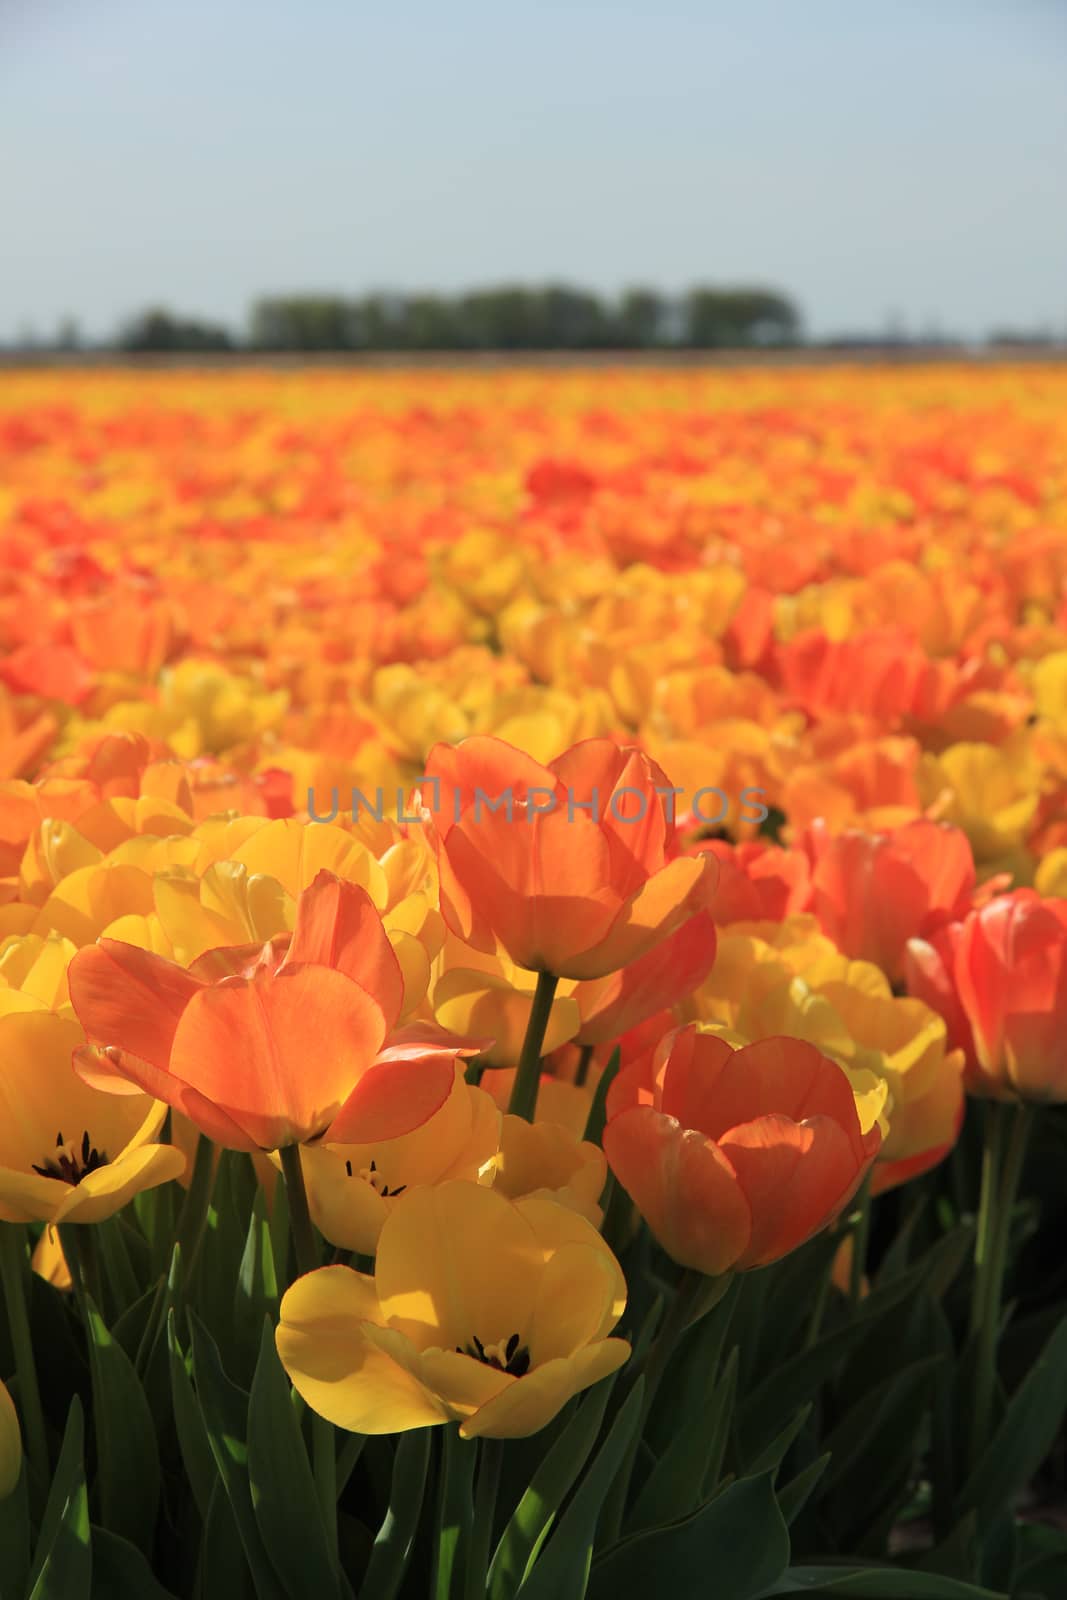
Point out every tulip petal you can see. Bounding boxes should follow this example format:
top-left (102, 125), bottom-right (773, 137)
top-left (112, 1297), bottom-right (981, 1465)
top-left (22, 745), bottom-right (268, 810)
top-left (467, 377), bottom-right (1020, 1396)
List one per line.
top-left (51, 1141), bottom-right (187, 1225)
top-left (277, 1266), bottom-right (449, 1434)
top-left (325, 1052), bottom-right (456, 1145)
top-left (720, 1113), bottom-right (868, 1268)
top-left (375, 1183), bottom-right (540, 1352)
top-left (603, 1108), bottom-right (752, 1277)
top-left (284, 871), bottom-right (405, 1031)
top-left (168, 965), bottom-right (388, 1148)
top-left (460, 1340), bottom-right (630, 1439)
top-left (68, 938), bottom-right (205, 1068)
top-left (565, 854), bottom-right (717, 981)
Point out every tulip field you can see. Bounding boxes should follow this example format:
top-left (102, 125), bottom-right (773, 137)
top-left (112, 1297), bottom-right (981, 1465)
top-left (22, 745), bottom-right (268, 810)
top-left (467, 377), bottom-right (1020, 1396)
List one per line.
top-left (3, 361), bottom-right (1067, 1599)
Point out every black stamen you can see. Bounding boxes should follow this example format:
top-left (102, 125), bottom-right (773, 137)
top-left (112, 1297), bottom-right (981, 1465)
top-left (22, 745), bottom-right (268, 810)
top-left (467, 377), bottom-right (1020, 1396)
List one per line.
top-left (32, 1129), bottom-right (109, 1187)
top-left (344, 1159), bottom-right (353, 1177)
top-left (458, 1331), bottom-right (531, 1376)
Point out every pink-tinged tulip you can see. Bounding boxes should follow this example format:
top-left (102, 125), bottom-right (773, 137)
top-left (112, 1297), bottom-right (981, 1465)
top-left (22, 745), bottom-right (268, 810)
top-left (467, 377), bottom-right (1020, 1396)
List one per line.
top-left (421, 737), bottom-right (717, 980)
top-left (808, 819), bottom-right (975, 985)
top-left (906, 890), bottom-right (1067, 1100)
top-left (67, 870), bottom-right (464, 1150)
top-left (698, 839), bottom-right (812, 927)
top-left (603, 1027), bottom-right (881, 1273)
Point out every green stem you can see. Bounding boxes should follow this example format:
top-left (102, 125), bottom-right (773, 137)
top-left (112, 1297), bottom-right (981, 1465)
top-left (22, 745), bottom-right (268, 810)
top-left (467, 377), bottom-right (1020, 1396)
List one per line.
top-left (434, 1427), bottom-right (475, 1599)
top-left (59, 1223), bottom-right (102, 1311)
top-left (969, 1101), bottom-right (1004, 1335)
top-left (279, 1143), bottom-right (319, 1279)
top-left (465, 1437), bottom-right (503, 1600)
top-left (507, 972), bottom-right (560, 1122)
top-left (575, 1043), bottom-right (595, 1089)
top-left (0, 1224), bottom-right (48, 1483)
top-left (279, 1142), bottom-right (337, 1568)
top-left (849, 1173), bottom-right (872, 1309)
top-left (971, 1100), bottom-right (1033, 1469)
top-left (313, 1413), bottom-right (339, 1568)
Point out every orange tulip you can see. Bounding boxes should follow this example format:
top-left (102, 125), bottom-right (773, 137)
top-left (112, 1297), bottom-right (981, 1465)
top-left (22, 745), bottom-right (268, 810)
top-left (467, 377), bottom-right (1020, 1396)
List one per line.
top-left (905, 890), bottom-right (1067, 1100)
top-left (808, 819), bottom-right (975, 985)
top-left (67, 870), bottom-right (460, 1150)
top-left (603, 1027), bottom-right (881, 1273)
top-left (422, 736), bottom-right (716, 980)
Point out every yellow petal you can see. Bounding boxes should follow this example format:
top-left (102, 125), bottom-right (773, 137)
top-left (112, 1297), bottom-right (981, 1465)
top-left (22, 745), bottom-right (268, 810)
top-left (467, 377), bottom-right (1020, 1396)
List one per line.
top-left (376, 1183), bottom-right (541, 1352)
top-left (460, 1341), bottom-right (630, 1439)
top-left (277, 1265), bottom-right (449, 1434)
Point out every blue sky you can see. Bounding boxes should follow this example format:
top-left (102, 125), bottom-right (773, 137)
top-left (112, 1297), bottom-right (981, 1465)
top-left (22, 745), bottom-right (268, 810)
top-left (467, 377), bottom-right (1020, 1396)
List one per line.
top-left (2, 0), bottom-right (1065, 341)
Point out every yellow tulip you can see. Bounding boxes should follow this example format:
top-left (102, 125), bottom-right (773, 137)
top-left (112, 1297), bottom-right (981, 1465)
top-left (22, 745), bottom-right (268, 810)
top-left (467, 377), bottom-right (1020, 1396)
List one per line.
top-left (277, 1182), bottom-right (629, 1438)
top-left (493, 1115), bottom-right (608, 1226)
top-left (0, 992), bottom-right (185, 1225)
top-left (291, 1066), bottom-right (500, 1254)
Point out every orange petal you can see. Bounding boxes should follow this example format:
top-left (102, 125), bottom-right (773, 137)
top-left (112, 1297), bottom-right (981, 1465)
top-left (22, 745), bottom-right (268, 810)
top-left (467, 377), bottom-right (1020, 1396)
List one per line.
top-left (603, 1106), bottom-right (751, 1276)
top-left (325, 1053), bottom-right (457, 1145)
top-left (68, 939), bottom-right (204, 1068)
top-left (168, 966), bottom-right (388, 1148)
top-left (719, 1113), bottom-right (866, 1268)
top-left (284, 870), bottom-right (405, 1030)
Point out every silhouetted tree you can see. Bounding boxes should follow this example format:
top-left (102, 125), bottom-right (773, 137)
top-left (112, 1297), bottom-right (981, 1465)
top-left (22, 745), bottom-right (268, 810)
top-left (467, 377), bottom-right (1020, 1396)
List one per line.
top-left (614, 288), bottom-right (669, 348)
top-left (118, 308), bottom-right (233, 352)
top-left (683, 287), bottom-right (801, 348)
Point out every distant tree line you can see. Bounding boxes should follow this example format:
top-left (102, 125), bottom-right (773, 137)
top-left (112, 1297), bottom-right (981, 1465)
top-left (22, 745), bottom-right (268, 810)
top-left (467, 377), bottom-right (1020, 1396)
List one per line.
top-left (107, 284), bottom-right (802, 353)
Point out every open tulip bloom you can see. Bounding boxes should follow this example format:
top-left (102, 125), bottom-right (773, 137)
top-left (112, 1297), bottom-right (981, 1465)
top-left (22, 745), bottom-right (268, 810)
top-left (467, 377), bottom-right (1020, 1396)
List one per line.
top-left (276, 1182), bottom-right (630, 1438)
top-left (66, 870), bottom-right (469, 1151)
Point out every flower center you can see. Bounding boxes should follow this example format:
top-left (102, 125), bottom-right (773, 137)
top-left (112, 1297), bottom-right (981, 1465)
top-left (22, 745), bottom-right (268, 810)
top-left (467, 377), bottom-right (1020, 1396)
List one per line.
top-left (343, 1157), bottom-right (406, 1198)
top-left (32, 1129), bottom-right (108, 1186)
top-left (456, 1332), bottom-right (531, 1377)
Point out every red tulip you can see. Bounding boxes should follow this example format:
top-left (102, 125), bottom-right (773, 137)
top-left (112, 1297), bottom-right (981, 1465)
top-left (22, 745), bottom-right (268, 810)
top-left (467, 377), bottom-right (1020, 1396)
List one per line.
top-left (603, 1027), bottom-right (880, 1273)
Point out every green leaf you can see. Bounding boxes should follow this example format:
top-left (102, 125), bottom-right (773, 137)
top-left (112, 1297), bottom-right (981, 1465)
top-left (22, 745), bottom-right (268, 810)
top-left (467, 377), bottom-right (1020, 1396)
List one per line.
top-left (167, 1308), bottom-right (217, 1525)
top-left (632, 1347), bottom-right (737, 1528)
top-left (738, 1268), bottom-right (919, 1460)
top-left (360, 1428), bottom-right (431, 1600)
top-left (489, 1376), bottom-right (617, 1597)
top-left (187, 1313), bottom-right (286, 1600)
top-left (110, 1281), bottom-right (160, 1368)
top-left (756, 1567), bottom-right (1007, 1597)
top-left (82, 1295), bottom-right (160, 1557)
top-left (746, 1404), bottom-right (813, 1478)
top-left (232, 1195), bottom-right (280, 1385)
top-left (515, 1378), bottom-right (645, 1600)
top-left (823, 1358), bottom-right (942, 1492)
top-left (955, 1313), bottom-right (1067, 1527)
top-left (27, 1397), bottom-right (91, 1600)
top-left (776, 1456), bottom-right (830, 1527)
top-left (247, 1320), bottom-right (339, 1598)
top-left (0, 1458), bottom-right (30, 1599)
top-left (89, 1527), bottom-right (180, 1599)
top-left (195, 1481), bottom-right (252, 1600)
top-left (589, 1472), bottom-right (789, 1600)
